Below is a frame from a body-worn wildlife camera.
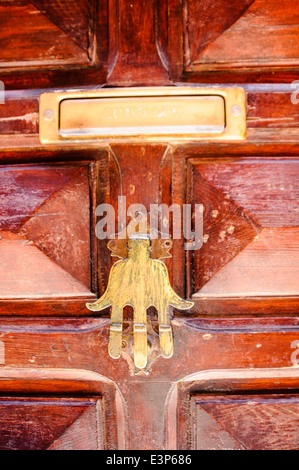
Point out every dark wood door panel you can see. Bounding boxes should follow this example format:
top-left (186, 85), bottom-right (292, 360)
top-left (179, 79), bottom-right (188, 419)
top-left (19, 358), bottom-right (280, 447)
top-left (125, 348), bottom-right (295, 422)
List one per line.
top-left (0, 0), bottom-right (170, 90)
top-left (191, 393), bottom-right (299, 450)
top-left (168, 0), bottom-right (299, 82)
top-left (186, 156), bottom-right (299, 314)
top-left (0, 0), bottom-right (298, 452)
top-left (0, 397), bottom-right (102, 450)
top-left (0, 365), bottom-right (126, 450)
top-left (0, 317), bottom-right (298, 450)
top-left (0, 1), bottom-right (92, 67)
top-left (172, 373), bottom-right (299, 450)
top-left (2, 0), bottom-right (299, 89)
top-left (0, 163), bottom-right (92, 300)
top-left (0, 146), bottom-right (114, 316)
top-left (0, 0), bottom-right (108, 89)
top-left (0, 154), bottom-right (116, 317)
top-left (185, 0), bottom-right (299, 69)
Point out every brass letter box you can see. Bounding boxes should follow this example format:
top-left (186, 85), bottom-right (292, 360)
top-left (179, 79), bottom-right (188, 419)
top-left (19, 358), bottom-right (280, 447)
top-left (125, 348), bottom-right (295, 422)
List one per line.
top-left (40, 87), bottom-right (246, 144)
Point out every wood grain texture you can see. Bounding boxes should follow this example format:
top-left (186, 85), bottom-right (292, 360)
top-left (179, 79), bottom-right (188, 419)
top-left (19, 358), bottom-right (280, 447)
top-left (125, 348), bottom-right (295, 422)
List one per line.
top-left (0, 165), bottom-right (77, 231)
top-left (31, 0), bottom-right (92, 52)
top-left (48, 403), bottom-right (103, 450)
top-left (107, 144), bottom-right (173, 281)
top-left (0, 318), bottom-right (298, 449)
top-left (196, 228), bottom-right (299, 297)
top-left (0, 397), bottom-right (102, 450)
top-left (189, 165), bottom-right (262, 292)
top-left (168, 0), bottom-right (299, 82)
top-left (0, 0), bottom-right (299, 452)
top-left (0, 237), bottom-right (91, 298)
top-left (107, 0), bottom-right (170, 85)
top-left (184, 0), bottom-right (255, 60)
top-left (0, 95), bottom-right (39, 135)
top-left (187, 157), bottom-right (299, 311)
top-left (0, 0), bottom-right (108, 89)
top-left (0, 0), bottom-right (299, 87)
top-left (185, 0), bottom-right (299, 69)
top-left (247, 90), bottom-right (299, 129)
top-left (0, 164), bottom-right (92, 300)
top-left (192, 394), bottom-right (299, 450)
top-left (172, 144), bottom-right (299, 311)
top-left (23, 167), bottom-right (91, 289)
top-left (0, 3), bottom-right (90, 66)
top-left (109, 144), bottom-right (169, 211)
top-left (0, 148), bottom-right (111, 315)
top-left (1, 128), bottom-right (299, 155)
top-left (196, 158), bottom-right (299, 227)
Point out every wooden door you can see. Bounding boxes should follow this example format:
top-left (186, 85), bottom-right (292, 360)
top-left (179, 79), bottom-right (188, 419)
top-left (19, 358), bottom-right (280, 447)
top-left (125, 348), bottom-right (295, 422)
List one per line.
top-left (0, 0), bottom-right (299, 450)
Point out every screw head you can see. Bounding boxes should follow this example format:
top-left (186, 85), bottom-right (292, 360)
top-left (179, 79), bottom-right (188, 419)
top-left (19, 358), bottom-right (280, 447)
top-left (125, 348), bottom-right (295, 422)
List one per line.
top-left (43, 110), bottom-right (54, 121)
top-left (230, 105), bottom-right (242, 117)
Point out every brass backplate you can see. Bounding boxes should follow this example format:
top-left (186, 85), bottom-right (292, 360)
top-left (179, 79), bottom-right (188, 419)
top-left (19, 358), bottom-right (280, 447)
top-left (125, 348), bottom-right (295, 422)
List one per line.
top-left (39, 87), bottom-right (246, 144)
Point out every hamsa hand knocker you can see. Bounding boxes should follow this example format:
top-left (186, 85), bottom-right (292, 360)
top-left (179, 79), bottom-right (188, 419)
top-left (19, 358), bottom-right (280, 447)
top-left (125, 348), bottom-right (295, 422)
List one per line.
top-left (86, 224), bottom-right (194, 371)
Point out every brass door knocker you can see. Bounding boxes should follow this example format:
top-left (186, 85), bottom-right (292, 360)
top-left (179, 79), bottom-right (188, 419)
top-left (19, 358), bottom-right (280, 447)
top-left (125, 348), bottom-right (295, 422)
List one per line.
top-left (87, 234), bottom-right (193, 371)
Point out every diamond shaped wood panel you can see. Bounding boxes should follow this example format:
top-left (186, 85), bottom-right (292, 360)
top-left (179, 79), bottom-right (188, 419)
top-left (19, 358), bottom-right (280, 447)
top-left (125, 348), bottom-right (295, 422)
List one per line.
top-left (192, 394), bottom-right (299, 450)
top-left (0, 164), bottom-right (92, 299)
top-left (184, 0), bottom-right (255, 59)
top-left (0, 397), bottom-right (102, 450)
top-left (0, 0), bottom-right (95, 67)
top-left (188, 157), bottom-right (299, 304)
top-left (180, 0), bottom-right (299, 73)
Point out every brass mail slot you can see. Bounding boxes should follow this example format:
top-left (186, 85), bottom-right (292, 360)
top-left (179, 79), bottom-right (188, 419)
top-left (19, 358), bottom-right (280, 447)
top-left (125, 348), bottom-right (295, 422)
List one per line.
top-left (39, 87), bottom-right (246, 143)
top-left (60, 96), bottom-right (225, 136)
